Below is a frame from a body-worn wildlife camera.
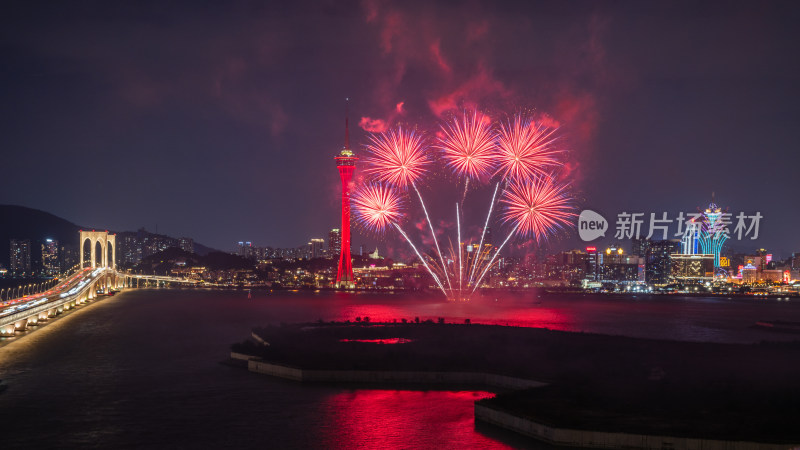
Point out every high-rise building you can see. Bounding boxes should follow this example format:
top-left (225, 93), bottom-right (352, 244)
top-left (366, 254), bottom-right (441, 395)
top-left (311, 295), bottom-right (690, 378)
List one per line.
top-left (328, 229), bottom-right (341, 260)
top-left (599, 245), bottom-right (641, 282)
top-left (178, 237), bottom-right (194, 253)
top-left (585, 246), bottom-right (598, 280)
top-left (142, 233), bottom-right (177, 258)
top-left (335, 111), bottom-right (357, 288)
top-left (238, 241), bottom-right (255, 259)
top-left (41, 238), bottom-right (59, 276)
top-left (631, 238), bottom-right (650, 258)
top-left (309, 238), bottom-right (325, 259)
top-left (741, 263), bottom-right (758, 283)
top-left (119, 234), bottom-right (143, 266)
top-left (671, 254), bottom-right (714, 281)
top-left (680, 217), bottom-right (702, 255)
top-left (646, 239), bottom-right (680, 285)
top-left (60, 243), bottom-right (78, 273)
top-left (10, 239), bottom-right (31, 276)
top-left (561, 249), bottom-right (587, 281)
top-left (698, 201), bottom-right (728, 268)
top-left (756, 248), bottom-right (768, 272)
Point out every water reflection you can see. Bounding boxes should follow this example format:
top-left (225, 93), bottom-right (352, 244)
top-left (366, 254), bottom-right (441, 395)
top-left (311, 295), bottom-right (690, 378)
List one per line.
top-left (339, 338), bottom-right (413, 344)
top-left (1, 289), bottom-right (799, 448)
top-left (262, 289), bottom-right (800, 344)
top-left (320, 390), bottom-right (508, 449)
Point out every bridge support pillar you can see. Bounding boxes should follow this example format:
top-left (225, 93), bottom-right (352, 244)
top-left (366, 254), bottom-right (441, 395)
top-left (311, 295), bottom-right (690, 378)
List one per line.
top-left (1, 324), bottom-right (15, 335)
top-left (14, 319), bottom-right (28, 331)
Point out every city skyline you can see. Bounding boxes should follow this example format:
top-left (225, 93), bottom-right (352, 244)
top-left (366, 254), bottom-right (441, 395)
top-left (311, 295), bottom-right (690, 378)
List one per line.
top-left (1, 2), bottom-right (798, 256)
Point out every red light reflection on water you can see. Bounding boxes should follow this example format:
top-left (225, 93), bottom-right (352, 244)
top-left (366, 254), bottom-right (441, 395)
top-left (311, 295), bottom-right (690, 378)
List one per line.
top-left (333, 296), bottom-right (576, 332)
top-left (339, 338), bottom-right (413, 344)
top-left (334, 303), bottom-right (410, 323)
top-left (319, 390), bottom-right (511, 449)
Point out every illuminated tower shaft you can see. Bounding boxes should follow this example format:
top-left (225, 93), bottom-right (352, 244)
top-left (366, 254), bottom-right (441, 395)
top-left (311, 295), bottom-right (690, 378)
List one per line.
top-left (335, 114), bottom-right (357, 288)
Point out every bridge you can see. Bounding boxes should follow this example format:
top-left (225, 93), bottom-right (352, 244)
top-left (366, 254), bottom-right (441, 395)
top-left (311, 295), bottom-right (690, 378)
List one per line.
top-left (0, 231), bottom-right (198, 337)
top-left (125, 274), bottom-right (202, 287)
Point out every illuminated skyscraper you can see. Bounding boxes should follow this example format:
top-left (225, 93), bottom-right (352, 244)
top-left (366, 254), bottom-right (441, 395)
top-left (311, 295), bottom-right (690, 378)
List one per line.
top-left (335, 109), bottom-right (357, 288)
top-left (10, 239), bottom-right (31, 276)
top-left (698, 201), bottom-right (728, 268)
top-left (680, 218), bottom-right (702, 255)
top-left (328, 229), bottom-right (341, 260)
top-left (309, 238), bottom-right (325, 259)
top-left (238, 241), bottom-right (254, 259)
top-left (646, 239), bottom-right (680, 285)
top-left (585, 246), bottom-right (598, 281)
top-left (41, 238), bottom-right (59, 276)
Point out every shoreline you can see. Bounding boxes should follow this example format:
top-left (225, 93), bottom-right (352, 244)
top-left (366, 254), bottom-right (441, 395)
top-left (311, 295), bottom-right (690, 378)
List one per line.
top-left (473, 403), bottom-right (792, 450)
top-left (239, 355), bottom-right (547, 391)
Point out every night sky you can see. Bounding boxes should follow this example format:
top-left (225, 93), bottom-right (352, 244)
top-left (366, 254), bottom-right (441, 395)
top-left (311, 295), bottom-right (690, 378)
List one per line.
top-left (1, 1), bottom-right (798, 257)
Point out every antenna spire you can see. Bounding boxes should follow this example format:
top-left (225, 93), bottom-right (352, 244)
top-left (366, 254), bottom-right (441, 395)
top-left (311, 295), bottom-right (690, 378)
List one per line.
top-left (344, 97), bottom-right (350, 150)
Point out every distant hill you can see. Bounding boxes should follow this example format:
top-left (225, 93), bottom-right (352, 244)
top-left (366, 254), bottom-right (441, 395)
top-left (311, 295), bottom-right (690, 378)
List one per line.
top-left (0, 204), bottom-right (220, 270)
top-left (0, 205), bottom-right (84, 270)
top-left (136, 247), bottom-right (253, 272)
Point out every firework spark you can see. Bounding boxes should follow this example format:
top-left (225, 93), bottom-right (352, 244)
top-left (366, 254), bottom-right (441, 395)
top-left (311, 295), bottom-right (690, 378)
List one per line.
top-left (495, 114), bottom-right (563, 182)
top-left (499, 177), bottom-right (575, 242)
top-left (393, 223), bottom-right (448, 297)
top-left (413, 184), bottom-right (453, 291)
top-left (363, 126), bottom-right (430, 189)
top-left (352, 183), bottom-right (404, 233)
top-left (470, 223), bottom-right (519, 294)
top-left (437, 110), bottom-right (497, 181)
top-left (354, 111), bottom-right (575, 301)
top-left (468, 182), bottom-right (499, 285)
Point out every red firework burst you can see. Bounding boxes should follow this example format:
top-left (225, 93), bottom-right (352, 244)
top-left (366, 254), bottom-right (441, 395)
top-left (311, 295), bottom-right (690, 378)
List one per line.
top-left (495, 114), bottom-right (563, 182)
top-left (436, 110), bottom-right (497, 181)
top-left (500, 177), bottom-right (575, 241)
top-left (352, 183), bottom-right (405, 232)
top-left (363, 126), bottom-right (430, 189)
